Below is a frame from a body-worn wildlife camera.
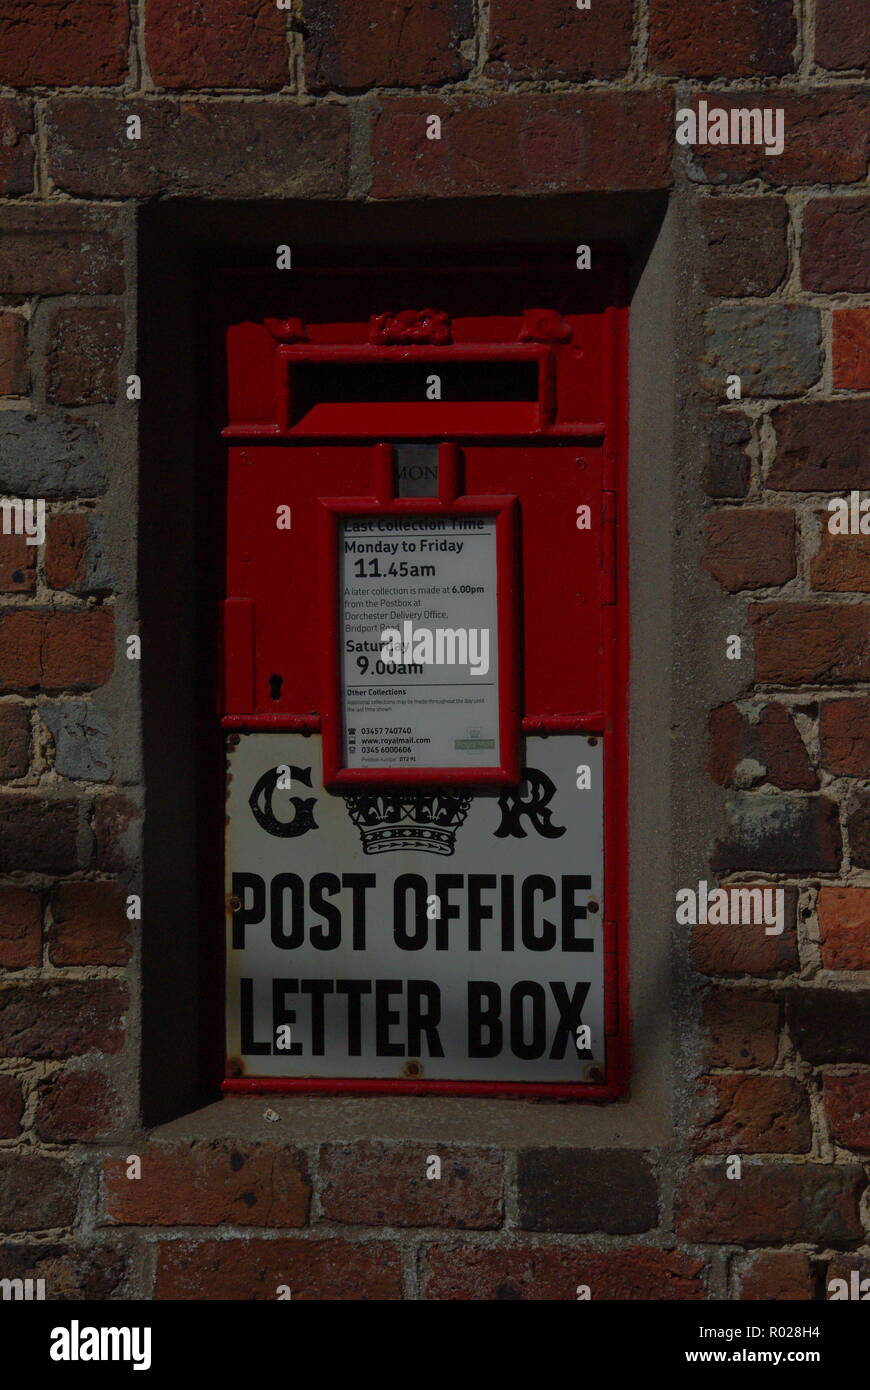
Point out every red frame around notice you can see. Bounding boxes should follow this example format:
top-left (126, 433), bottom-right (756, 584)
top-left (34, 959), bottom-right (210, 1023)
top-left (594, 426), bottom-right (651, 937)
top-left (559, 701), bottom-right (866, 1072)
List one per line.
top-left (318, 443), bottom-right (520, 788)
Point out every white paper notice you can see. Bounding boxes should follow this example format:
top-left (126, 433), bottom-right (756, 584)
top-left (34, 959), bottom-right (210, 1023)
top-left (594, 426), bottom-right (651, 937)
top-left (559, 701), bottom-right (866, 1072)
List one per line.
top-left (340, 516), bottom-right (500, 768)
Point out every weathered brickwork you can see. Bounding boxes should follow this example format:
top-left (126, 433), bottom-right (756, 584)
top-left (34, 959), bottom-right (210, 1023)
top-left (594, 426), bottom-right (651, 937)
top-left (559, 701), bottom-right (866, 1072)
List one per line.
top-left (0, 0), bottom-right (867, 1302)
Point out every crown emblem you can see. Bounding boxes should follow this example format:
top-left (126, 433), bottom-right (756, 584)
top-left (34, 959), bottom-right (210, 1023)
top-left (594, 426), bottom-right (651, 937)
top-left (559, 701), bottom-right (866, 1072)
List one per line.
top-left (369, 309), bottom-right (451, 346)
top-left (343, 788), bottom-right (472, 855)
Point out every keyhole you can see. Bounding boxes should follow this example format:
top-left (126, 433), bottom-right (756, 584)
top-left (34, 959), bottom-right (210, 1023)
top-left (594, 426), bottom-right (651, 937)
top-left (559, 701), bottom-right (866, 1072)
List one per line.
top-left (269, 674), bottom-right (283, 701)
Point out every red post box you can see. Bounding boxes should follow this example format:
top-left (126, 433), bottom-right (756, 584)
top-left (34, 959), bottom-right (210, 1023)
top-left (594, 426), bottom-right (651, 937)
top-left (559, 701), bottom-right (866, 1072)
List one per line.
top-left (218, 248), bottom-right (628, 1098)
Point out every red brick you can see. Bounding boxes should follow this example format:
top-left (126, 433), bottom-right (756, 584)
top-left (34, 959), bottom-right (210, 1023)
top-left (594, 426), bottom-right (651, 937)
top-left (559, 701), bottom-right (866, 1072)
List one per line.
top-left (0, 703), bottom-right (30, 779)
top-left (802, 198), bottom-right (870, 294)
top-left (701, 303), bottom-right (821, 400)
top-left (0, 1242), bottom-right (126, 1299)
top-left (147, 0), bottom-right (288, 90)
top-left (104, 1142), bottom-right (310, 1227)
top-left (45, 306), bottom-right (123, 406)
top-left (848, 791), bottom-right (870, 870)
top-left (688, 91), bottom-right (869, 187)
top-left (48, 99), bottom-right (349, 200)
top-left (0, 1073), bottom-right (24, 1139)
top-left (824, 1074), bottom-right (870, 1153)
top-left (820, 699), bottom-right (870, 777)
top-left (698, 197), bottom-right (789, 297)
top-left (0, 609), bottom-right (114, 692)
top-left (826, 1255), bottom-right (870, 1299)
top-left (486, 0), bottom-right (632, 81)
top-left (0, 981), bottom-right (127, 1058)
top-left (703, 509), bottom-right (795, 593)
top-left (0, 795), bottom-right (82, 874)
top-left (34, 1067), bottom-right (119, 1143)
top-left (702, 989), bottom-right (780, 1069)
top-left (812, 520), bottom-right (870, 594)
top-left (677, 1163), bottom-right (864, 1244)
top-left (305, 0), bottom-right (473, 91)
top-left (691, 888), bottom-right (798, 978)
top-left (734, 1250), bottom-right (815, 1300)
top-left (424, 1244), bottom-right (706, 1301)
top-left (155, 1237), bottom-right (402, 1300)
top-left (694, 1074), bottom-right (811, 1154)
top-left (0, 206), bottom-right (124, 297)
top-left (0, 533), bottom-right (35, 594)
top-left (750, 603), bottom-right (870, 685)
top-left (92, 792), bottom-right (141, 872)
top-left (709, 704), bottom-right (816, 791)
top-left (818, 887), bottom-right (870, 972)
top-left (48, 880), bottom-right (130, 967)
top-left (713, 793), bottom-right (841, 876)
top-left (0, 312), bottom-right (29, 395)
top-left (0, 886), bottom-right (41, 969)
top-left (0, 99), bottom-right (34, 195)
top-left (0, 1154), bottom-right (77, 1232)
top-left (371, 93), bottom-right (674, 199)
top-left (705, 410), bottom-right (752, 498)
top-left (787, 987), bottom-right (870, 1064)
top-left (0, 0), bottom-right (128, 86)
top-left (815, 0), bottom-right (869, 70)
top-left (833, 310), bottom-right (870, 391)
top-left (769, 400), bottom-right (870, 491)
top-left (45, 515), bottom-right (87, 591)
top-left (517, 1149), bottom-right (657, 1234)
top-left (650, 0), bottom-right (795, 77)
top-left (320, 1143), bottom-right (502, 1229)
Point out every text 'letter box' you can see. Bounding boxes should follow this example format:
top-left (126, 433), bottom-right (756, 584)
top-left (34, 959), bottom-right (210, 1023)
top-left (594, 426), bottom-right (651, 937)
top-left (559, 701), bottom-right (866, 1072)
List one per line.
top-left (219, 249), bottom-right (628, 1097)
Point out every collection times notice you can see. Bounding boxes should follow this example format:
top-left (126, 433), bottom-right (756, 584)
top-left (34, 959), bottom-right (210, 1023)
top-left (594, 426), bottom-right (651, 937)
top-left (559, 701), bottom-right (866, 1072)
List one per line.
top-left (340, 516), bottom-right (500, 769)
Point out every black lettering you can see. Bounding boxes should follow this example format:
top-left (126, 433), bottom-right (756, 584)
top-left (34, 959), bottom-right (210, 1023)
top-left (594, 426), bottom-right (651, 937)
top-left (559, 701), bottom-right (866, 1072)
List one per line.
top-left (270, 873), bottom-right (304, 949)
top-left (521, 875), bottom-right (557, 951)
top-left (561, 875), bottom-right (593, 951)
top-left (309, 872), bottom-right (342, 949)
top-left (393, 873), bottom-right (428, 950)
top-left (500, 877), bottom-right (515, 951)
top-left (406, 981), bottom-right (444, 1057)
top-left (344, 873), bottom-right (375, 950)
top-left (336, 979), bottom-right (372, 1055)
top-left (239, 978), bottom-right (270, 1055)
top-left (301, 979), bottom-right (334, 1055)
top-left (272, 978), bottom-right (302, 1055)
top-left (510, 981), bottom-right (547, 1059)
top-left (468, 981), bottom-right (502, 1057)
top-left (467, 874), bottom-right (496, 951)
top-left (549, 981), bottom-right (591, 1059)
top-left (232, 872), bottom-right (265, 949)
top-left (433, 874), bottom-right (462, 950)
top-left (375, 980), bottom-right (404, 1056)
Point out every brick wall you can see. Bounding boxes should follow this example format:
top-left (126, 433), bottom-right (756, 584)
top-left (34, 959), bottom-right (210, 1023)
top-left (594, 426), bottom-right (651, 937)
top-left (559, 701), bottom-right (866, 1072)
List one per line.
top-left (0, 0), bottom-right (868, 1300)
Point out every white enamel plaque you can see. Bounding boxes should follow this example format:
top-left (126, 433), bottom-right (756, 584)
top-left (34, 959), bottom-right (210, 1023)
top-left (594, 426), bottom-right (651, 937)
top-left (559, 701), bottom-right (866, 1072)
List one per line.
top-left (226, 733), bottom-right (604, 1082)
